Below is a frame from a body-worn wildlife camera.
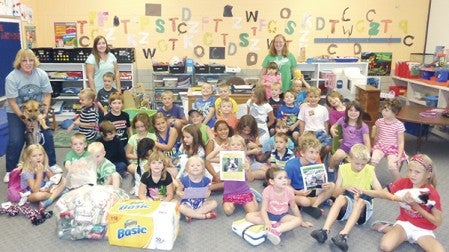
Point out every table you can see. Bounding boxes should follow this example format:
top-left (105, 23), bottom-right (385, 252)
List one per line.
top-left (396, 105), bottom-right (449, 152)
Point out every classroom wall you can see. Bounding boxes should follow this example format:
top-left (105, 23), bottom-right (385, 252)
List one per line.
top-left (426, 0), bottom-right (449, 53)
top-left (21, 0), bottom-right (429, 69)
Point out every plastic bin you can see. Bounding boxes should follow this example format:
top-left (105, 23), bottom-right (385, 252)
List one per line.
top-left (425, 96), bottom-right (438, 107)
top-left (404, 122), bottom-right (429, 137)
top-left (0, 109), bottom-right (8, 156)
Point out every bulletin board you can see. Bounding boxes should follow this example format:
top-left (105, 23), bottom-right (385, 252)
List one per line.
top-left (0, 17), bottom-right (22, 97)
top-left (26, 0), bottom-right (430, 70)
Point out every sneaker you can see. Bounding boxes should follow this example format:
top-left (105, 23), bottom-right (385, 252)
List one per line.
top-left (250, 187), bottom-right (263, 202)
top-left (302, 206), bottom-right (324, 219)
top-left (49, 164), bottom-right (63, 174)
top-left (310, 229), bottom-right (328, 243)
top-left (331, 234), bottom-right (349, 252)
top-left (3, 172), bottom-right (10, 183)
top-left (266, 228), bottom-right (281, 245)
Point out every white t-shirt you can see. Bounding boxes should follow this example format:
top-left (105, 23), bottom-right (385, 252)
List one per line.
top-left (298, 103), bottom-right (329, 132)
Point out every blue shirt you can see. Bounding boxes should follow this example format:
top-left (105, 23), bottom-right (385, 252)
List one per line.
top-left (276, 104), bottom-right (300, 127)
top-left (158, 104), bottom-right (185, 120)
top-left (270, 148), bottom-right (295, 169)
top-left (284, 157), bottom-right (317, 190)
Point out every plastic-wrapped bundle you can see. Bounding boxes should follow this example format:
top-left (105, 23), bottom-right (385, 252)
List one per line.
top-left (55, 185), bottom-right (129, 240)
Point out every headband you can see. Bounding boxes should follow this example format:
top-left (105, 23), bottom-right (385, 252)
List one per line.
top-left (410, 155), bottom-right (432, 172)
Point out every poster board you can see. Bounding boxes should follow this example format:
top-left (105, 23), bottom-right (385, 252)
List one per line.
top-left (0, 17), bottom-right (22, 97)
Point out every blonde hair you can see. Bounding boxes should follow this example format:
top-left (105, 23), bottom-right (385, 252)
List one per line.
top-left (103, 71), bottom-right (115, 81)
top-left (87, 141), bottom-right (105, 154)
top-left (18, 144), bottom-right (49, 173)
top-left (229, 135), bottom-right (247, 150)
top-left (307, 86), bottom-right (321, 97)
top-left (349, 144), bottom-right (371, 162)
top-left (274, 132), bottom-right (289, 143)
top-left (297, 132), bottom-right (321, 152)
top-left (71, 132), bottom-right (87, 144)
top-left (79, 88), bottom-right (96, 101)
top-left (161, 90), bottom-right (174, 99)
top-left (13, 49), bottom-right (41, 69)
top-left (144, 151), bottom-right (169, 180)
top-left (185, 155), bottom-right (205, 175)
top-left (271, 82), bottom-right (282, 91)
top-left (409, 154), bottom-right (436, 187)
top-left (220, 99), bottom-right (233, 108)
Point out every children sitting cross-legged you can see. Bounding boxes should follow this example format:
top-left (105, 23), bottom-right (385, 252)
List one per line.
top-left (284, 132), bottom-right (335, 219)
top-left (246, 167), bottom-right (313, 245)
top-left (87, 142), bottom-right (121, 188)
top-left (176, 156), bottom-right (218, 222)
top-left (310, 144), bottom-right (382, 251)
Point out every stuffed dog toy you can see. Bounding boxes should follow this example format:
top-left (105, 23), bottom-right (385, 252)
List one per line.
top-left (394, 188), bottom-right (436, 210)
top-left (21, 99), bottom-right (50, 146)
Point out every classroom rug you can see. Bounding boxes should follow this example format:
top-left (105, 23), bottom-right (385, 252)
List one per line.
top-left (53, 127), bottom-right (75, 148)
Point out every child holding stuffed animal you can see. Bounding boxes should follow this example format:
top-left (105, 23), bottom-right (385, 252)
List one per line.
top-left (310, 144), bottom-right (382, 251)
top-left (246, 167), bottom-right (312, 245)
top-left (176, 155), bottom-right (218, 222)
top-left (19, 144), bottom-right (66, 209)
top-left (261, 62), bottom-right (281, 99)
top-left (291, 69), bottom-right (311, 107)
top-left (362, 154), bottom-right (443, 252)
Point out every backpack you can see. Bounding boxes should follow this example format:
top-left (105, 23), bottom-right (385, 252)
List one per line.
top-left (7, 167), bottom-right (23, 202)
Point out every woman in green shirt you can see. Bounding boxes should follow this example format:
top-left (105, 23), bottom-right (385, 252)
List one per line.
top-left (261, 34), bottom-right (297, 93)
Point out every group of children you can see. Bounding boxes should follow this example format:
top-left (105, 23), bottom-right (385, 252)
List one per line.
top-left (11, 66), bottom-right (443, 251)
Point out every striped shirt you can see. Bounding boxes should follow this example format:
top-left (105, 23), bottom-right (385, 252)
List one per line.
top-left (374, 118), bottom-right (405, 148)
top-left (79, 105), bottom-right (98, 140)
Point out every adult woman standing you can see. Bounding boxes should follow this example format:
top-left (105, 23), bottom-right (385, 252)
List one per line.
top-left (261, 34), bottom-right (297, 93)
top-left (3, 49), bottom-right (56, 182)
top-left (86, 35), bottom-right (121, 93)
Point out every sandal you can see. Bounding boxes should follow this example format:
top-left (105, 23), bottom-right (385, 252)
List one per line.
top-left (371, 220), bottom-right (394, 233)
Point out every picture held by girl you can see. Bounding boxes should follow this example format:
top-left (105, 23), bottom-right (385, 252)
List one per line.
top-left (329, 101), bottom-right (371, 175)
top-left (363, 154), bottom-right (444, 252)
top-left (261, 62), bottom-right (282, 98)
top-left (205, 120), bottom-right (233, 190)
top-left (246, 167), bottom-right (313, 245)
top-left (370, 98), bottom-right (406, 180)
top-left (138, 151), bottom-right (174, 202)
top-left (19, 144), bottom-right (66, 209)
top-left (176, 156), bottom-right (218, 222)
top-left (222, 135), bottom-right (258, 215)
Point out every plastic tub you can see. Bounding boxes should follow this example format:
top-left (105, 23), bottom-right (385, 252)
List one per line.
top-left (425, 96), bottom-right (438, 107)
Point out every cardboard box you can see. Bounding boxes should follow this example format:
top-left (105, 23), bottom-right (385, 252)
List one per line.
top-left (107, 199), bottom-right (180, 250)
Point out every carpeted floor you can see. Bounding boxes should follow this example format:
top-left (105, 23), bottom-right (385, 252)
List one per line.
top-left (0, 134), bottom-right (448, 251)
top-left (53, 127), bottom-right (76, 148)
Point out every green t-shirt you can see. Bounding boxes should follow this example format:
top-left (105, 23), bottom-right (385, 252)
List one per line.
top-left (63, 150), bottom-right (89, 166)
top-left (262, 52), bottom-right (297, 93)
top-left (97, 158), bottom-right (117, 185)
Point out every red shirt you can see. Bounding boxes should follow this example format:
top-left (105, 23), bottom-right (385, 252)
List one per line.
top-left (388, 178), bottom-right (441, 230)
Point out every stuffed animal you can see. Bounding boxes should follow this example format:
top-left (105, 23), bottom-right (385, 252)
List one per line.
top-left (394, 188), bottom-right (436, 210)
top-left (293, 69), bottom-right (303, 80)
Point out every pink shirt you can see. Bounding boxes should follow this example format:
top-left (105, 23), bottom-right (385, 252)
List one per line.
top-left (374, 118), bottom-right (405, 148)
top-left (262, 185), bottom-right (294, 215)
top-left (262, 74), bottom-right (281, 98)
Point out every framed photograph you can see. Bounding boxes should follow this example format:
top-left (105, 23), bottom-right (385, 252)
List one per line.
top-left (301, 163), bottom-right (328, 190)
top-left (220, 151), bottom-right (245, 181)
